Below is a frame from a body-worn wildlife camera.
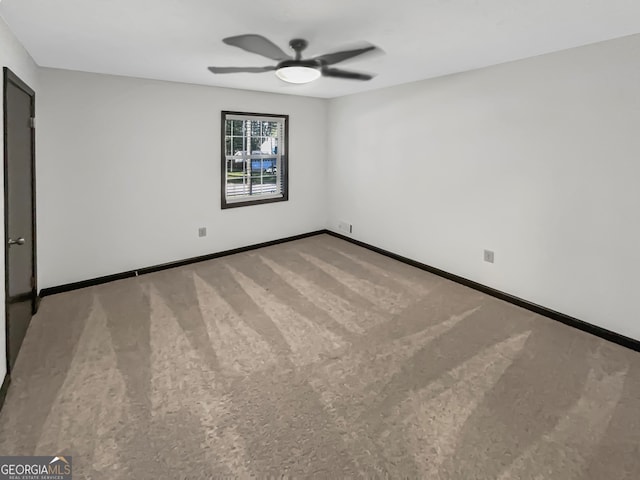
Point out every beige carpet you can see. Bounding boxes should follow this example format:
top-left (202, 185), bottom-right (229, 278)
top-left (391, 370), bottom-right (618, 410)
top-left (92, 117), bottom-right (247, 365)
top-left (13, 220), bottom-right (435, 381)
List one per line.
top-left (0, 234), bottom-right (638, 479)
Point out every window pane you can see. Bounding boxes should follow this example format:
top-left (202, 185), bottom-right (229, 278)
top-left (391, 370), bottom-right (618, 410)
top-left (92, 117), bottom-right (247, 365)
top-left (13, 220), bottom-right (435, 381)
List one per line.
top-left (231, 120), bottom-right (243, 136)
top-left (232, 137), bottom-right (244, 154)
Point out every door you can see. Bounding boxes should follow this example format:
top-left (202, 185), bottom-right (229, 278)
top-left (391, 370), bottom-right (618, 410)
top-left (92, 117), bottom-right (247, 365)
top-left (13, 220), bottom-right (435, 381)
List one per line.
top-left (3, 67), bottom-right (37, 372)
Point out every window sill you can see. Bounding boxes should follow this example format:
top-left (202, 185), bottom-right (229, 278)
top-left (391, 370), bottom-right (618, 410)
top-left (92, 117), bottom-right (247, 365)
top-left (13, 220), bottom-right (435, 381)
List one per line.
top-left (221, 194), bottom-right (288, 209)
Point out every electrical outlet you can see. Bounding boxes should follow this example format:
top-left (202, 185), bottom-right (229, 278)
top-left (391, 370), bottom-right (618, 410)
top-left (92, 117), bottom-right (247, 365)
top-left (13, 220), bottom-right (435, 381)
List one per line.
top-left (338, 221), bottom-right (352, 234)
top-left (484, 249), bottom-right (494, 263)
top-left (198, 227), bottom-right (207, 237)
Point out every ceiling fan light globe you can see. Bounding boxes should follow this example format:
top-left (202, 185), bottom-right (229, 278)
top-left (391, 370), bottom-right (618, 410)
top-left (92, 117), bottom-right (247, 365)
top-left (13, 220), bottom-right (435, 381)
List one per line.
top-left (275, 66), bottom-right (320, 84)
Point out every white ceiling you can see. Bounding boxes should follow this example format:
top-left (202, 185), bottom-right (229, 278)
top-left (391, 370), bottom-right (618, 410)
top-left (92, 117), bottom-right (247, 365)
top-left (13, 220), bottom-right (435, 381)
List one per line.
top-left (1, 0), bottom-right (640, 98)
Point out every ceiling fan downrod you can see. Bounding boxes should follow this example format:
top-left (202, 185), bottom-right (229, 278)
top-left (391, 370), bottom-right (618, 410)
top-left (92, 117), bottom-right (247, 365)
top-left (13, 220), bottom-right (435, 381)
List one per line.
top-left (289, 38), bottom-right (308, 60)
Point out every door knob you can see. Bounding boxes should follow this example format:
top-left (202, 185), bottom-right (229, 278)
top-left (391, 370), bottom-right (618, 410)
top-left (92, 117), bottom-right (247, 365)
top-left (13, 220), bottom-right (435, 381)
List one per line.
top-left (8, 237), bottom-right (25, 246)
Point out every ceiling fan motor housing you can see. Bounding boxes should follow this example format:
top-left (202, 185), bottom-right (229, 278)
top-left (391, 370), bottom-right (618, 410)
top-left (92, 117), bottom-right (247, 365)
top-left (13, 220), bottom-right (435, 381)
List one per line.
top-left (277, 59), bottom-right (321, 70)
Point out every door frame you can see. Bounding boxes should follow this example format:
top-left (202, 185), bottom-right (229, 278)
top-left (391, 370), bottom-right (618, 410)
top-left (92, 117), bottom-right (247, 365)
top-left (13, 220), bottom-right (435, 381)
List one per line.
top-left (3, 67), bottom-right (38, 374)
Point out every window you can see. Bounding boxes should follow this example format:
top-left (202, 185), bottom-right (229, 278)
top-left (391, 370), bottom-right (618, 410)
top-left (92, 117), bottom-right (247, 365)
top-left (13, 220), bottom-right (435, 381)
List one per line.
top-left (221, 111), bottom-right (288, 209)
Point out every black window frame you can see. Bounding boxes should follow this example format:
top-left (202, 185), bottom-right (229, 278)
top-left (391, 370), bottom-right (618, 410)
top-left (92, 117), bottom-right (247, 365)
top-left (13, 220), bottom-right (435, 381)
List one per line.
top-left (220, 110), bottom-right (289, 209)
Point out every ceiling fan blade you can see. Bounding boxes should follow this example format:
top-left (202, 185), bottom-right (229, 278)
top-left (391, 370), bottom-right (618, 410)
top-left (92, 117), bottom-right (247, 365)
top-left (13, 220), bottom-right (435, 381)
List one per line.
top-left (313, 45), bottom-right (378, 66)
top-left (223, 34), bottom-right (292, 61)
top-left (208, 66), bottom-right (276, 74)
top-left (322, 68), bottom-right (374, 81)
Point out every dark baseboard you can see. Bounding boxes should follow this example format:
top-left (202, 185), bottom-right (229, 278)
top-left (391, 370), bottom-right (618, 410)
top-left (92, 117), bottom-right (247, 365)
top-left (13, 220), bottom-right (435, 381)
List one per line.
top-left (326, 230), bottom-right (640, 353)
top-left (37, 227), bottom-right (639, 353)
top-left (0, 374), bottom-right (10, 412)
top-left (39, 230), bottom-right (327, 298)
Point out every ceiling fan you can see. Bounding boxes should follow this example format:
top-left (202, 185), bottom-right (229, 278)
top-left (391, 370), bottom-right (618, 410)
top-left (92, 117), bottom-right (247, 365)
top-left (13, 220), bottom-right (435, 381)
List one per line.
top-left (208, 34), bottom-right (379, 84)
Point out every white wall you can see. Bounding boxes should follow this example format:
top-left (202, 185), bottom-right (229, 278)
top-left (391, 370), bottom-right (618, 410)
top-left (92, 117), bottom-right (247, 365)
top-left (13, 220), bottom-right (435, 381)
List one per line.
top-left (0, 16), bottom-right (39, 381)
top-left (327, 34), bottom-right (640, 341)
top-left (38, 68), bottom-right (327, 288)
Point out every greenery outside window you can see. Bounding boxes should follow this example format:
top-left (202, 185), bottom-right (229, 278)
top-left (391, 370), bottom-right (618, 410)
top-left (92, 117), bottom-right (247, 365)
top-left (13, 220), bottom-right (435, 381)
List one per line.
top-left (221, 111), bottom-right (288, 209)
